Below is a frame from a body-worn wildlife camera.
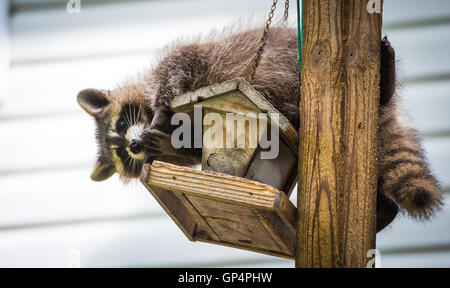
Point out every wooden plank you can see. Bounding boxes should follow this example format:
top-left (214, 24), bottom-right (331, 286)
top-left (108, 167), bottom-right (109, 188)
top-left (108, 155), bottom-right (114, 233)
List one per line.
top-left (173, 194), bottom-right (221, 242)
top-left (170, 79), bottom-right (240, 112)
top-left (274, 192), bottom-right (297, 235)
top-left (185, 196), bottom-right (289, 254)
top-left (253, 210), bottom-right (295, 256)
top-left (191, 200), bottom-right (283, 252)
top-left (196, 90), bottom-right (261, 115)
top-left (144, 161), bottom-right (279, 209)
top-left (186, 195), bottom-right (255, 217)
top-left (297, 0), bottom-right (381, 267)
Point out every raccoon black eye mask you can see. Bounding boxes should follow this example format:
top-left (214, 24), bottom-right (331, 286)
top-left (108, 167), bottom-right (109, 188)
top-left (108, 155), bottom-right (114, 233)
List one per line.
top-left (77, 27), bottom-right (442, 232)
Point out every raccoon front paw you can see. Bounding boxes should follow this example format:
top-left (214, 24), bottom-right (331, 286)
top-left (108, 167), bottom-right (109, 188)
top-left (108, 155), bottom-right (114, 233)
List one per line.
top-left (150, 108), bottom-right (172, 133)
top-left (380, 36), bottom-right (396, 106)
top-left (141, 129), bottom-right (174, 156)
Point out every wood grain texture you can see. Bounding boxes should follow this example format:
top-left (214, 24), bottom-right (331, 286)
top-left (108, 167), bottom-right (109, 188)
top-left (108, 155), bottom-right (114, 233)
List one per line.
top-left (201, 100), bottom-right (260, 177)
top-left (146, 161), bottom-right (280, 209)
top-left (296, 0), bottom-right (382, 267)
top-left (170, 79), bottom-right (240, 112)
top-left (171, 78), bottom-right (299, 154)
top-left (238, 80), bottom-right (299, 153)
top-left (141, 161), bottom-right (297, 259)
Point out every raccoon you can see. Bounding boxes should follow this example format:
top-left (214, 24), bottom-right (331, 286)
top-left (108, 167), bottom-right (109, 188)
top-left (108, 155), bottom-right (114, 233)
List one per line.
top-left (77, 27), bottom-right (442, 231)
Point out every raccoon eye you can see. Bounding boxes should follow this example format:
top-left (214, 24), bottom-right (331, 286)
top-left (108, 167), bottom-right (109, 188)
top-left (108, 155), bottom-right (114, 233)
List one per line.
top-left (116, 120), bottom-right (127, 134)
top-left (117, 148), bottom-right (128, 158)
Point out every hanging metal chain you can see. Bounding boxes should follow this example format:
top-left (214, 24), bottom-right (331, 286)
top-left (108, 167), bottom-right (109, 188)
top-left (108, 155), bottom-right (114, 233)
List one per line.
top-left (249, 0), bottom-right (290, 81)
top-left (284, 0), bottom-right (289, 22)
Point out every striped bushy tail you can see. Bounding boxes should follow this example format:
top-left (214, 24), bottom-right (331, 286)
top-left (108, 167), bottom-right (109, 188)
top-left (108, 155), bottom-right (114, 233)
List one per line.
top-left (378, 106), bottom-right (443, 219)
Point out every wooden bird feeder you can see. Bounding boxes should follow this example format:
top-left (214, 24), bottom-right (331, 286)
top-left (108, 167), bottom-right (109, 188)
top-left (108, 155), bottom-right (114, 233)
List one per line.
top-left (140, 78), bottom-right (298, 258)
top-left (140, 0), bottom-right (387, 267)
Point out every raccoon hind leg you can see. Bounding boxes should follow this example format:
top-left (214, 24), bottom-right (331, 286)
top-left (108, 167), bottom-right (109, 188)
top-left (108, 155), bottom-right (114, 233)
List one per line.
top-left (380, 36), bottom-right (396, 106)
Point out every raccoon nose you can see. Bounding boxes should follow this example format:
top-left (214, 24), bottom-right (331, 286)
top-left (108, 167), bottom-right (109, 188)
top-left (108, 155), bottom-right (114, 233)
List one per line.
top-left (129, 139), bottom-right (142, 155)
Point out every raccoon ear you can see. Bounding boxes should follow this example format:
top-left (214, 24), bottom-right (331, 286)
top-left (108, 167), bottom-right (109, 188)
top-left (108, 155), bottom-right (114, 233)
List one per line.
top-left (77, 89), bottom-right (109, 116)
top-left (90, 161), bottom-right (115, 181)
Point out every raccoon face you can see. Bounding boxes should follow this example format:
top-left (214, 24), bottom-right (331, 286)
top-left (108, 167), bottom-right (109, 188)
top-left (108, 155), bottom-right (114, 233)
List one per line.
top-left (77, 86), bottom-right (154, 181)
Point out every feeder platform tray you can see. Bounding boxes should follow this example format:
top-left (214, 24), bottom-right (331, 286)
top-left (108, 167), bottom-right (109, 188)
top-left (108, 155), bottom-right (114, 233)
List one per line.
top-left (141, 161), bottom-right (296, 259)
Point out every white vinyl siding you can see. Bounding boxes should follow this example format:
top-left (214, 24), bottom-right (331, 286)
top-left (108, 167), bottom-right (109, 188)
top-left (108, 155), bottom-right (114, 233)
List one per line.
top-left (0, 0), bottom-right (449, 267)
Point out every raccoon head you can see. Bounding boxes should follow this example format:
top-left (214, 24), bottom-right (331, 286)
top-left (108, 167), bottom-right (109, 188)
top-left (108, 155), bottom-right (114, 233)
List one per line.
top-left (77, 84), bottom-right (154, 181)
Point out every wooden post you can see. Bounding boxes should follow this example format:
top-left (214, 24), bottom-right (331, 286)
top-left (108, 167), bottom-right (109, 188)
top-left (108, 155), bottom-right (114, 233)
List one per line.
top-left (296, 0), bottom-right (383, 267)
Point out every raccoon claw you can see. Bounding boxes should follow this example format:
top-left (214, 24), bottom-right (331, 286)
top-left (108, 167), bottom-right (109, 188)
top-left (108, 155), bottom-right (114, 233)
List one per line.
top-left (380, 36), bottom-right (396, 106)
top-left (146, 129), bottom-right (170, 142)
top-left (381, 36), bottom-right (395, 58)
top-left (141, 129), bottom-right (172, 156)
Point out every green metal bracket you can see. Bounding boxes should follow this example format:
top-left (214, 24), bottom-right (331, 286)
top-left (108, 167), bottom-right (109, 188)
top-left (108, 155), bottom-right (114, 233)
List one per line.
top-left (297, 0), bottom-right (302, 72)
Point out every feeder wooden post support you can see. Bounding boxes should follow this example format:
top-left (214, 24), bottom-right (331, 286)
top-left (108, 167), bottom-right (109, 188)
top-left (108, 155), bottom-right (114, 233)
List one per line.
top-left (296, 0), bottom-right (383, 267)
